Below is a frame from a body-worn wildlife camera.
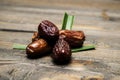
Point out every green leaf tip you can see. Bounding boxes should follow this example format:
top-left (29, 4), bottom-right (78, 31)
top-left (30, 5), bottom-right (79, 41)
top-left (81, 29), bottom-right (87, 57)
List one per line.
top-left (62, 12), bottom-right (74, 30)
top-left (13, 43), bottom-right (27, 50)
top-left (72, 45), bottom-right (95, 52)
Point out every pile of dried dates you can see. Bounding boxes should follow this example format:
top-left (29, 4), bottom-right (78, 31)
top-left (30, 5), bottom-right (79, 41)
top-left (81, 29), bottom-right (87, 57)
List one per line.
top-left (26, 20), bottom-right (85, 63)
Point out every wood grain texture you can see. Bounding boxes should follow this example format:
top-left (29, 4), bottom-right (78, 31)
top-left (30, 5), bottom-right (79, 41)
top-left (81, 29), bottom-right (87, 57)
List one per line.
top-left (0, 0), bottom-right (120, 80)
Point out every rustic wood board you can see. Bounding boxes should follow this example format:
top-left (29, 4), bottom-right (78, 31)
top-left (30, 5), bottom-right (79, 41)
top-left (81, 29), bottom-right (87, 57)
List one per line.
top-left (0, 0), bottom-right (120, 80)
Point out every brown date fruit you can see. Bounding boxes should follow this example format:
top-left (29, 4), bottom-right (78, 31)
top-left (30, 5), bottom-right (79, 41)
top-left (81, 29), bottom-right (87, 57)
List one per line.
top-left (26, 39), bottom-right (51, 58)
top-left (59, 30), bottom-right (85, 48)
top-left (32, 32), bottom-right (39, 42)
top-left (38, 20), bottom-right (59, 45)
top-left (52, 36), bottom-right (71, 63)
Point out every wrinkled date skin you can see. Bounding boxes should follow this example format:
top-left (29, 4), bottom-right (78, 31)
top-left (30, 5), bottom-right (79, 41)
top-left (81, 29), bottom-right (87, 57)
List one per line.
top-left (38, 20), bottom-right (59, 45)
top-left (52, 36), bottom-right (71, 63)
top-left (59, 30), bottom-right (85, 48)
top-left (26, 39), bottom-right (51, 58)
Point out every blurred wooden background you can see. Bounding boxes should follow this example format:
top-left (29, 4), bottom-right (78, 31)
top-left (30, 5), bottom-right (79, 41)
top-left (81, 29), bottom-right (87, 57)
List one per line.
top-left (0, 0), bottom-right (120, 80)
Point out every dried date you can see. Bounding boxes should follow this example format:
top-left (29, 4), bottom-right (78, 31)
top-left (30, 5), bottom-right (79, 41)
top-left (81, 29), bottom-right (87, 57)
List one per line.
top-left (26, 39), bottom-right (51, 58)
top-left (52, 36), bottom-right (71, 63)
top-left (59, 30), bottom-right (85, 48)
top-left (32, 32), bottom-right (39, 42)
top-left (38, 20), bottom-right (59, 45)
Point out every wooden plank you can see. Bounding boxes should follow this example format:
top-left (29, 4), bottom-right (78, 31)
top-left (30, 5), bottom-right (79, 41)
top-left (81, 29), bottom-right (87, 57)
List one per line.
top-left (0, 6), bottom-right (120, 32)
top-left (0, 0), bottom-right (120, 80)
top-left (0, 31), bottom-right (32, 44)
top-left (0, 29), bottom-right (120, 49)
top-left (0, 43), bottom-right (120, 80)
top-left (0, 0), bottom-right (120, 10)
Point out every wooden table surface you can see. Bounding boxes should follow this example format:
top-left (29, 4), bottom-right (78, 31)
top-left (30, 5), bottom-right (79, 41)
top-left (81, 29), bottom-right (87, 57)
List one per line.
top-left (0, 0), bottom-right (120, 80)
